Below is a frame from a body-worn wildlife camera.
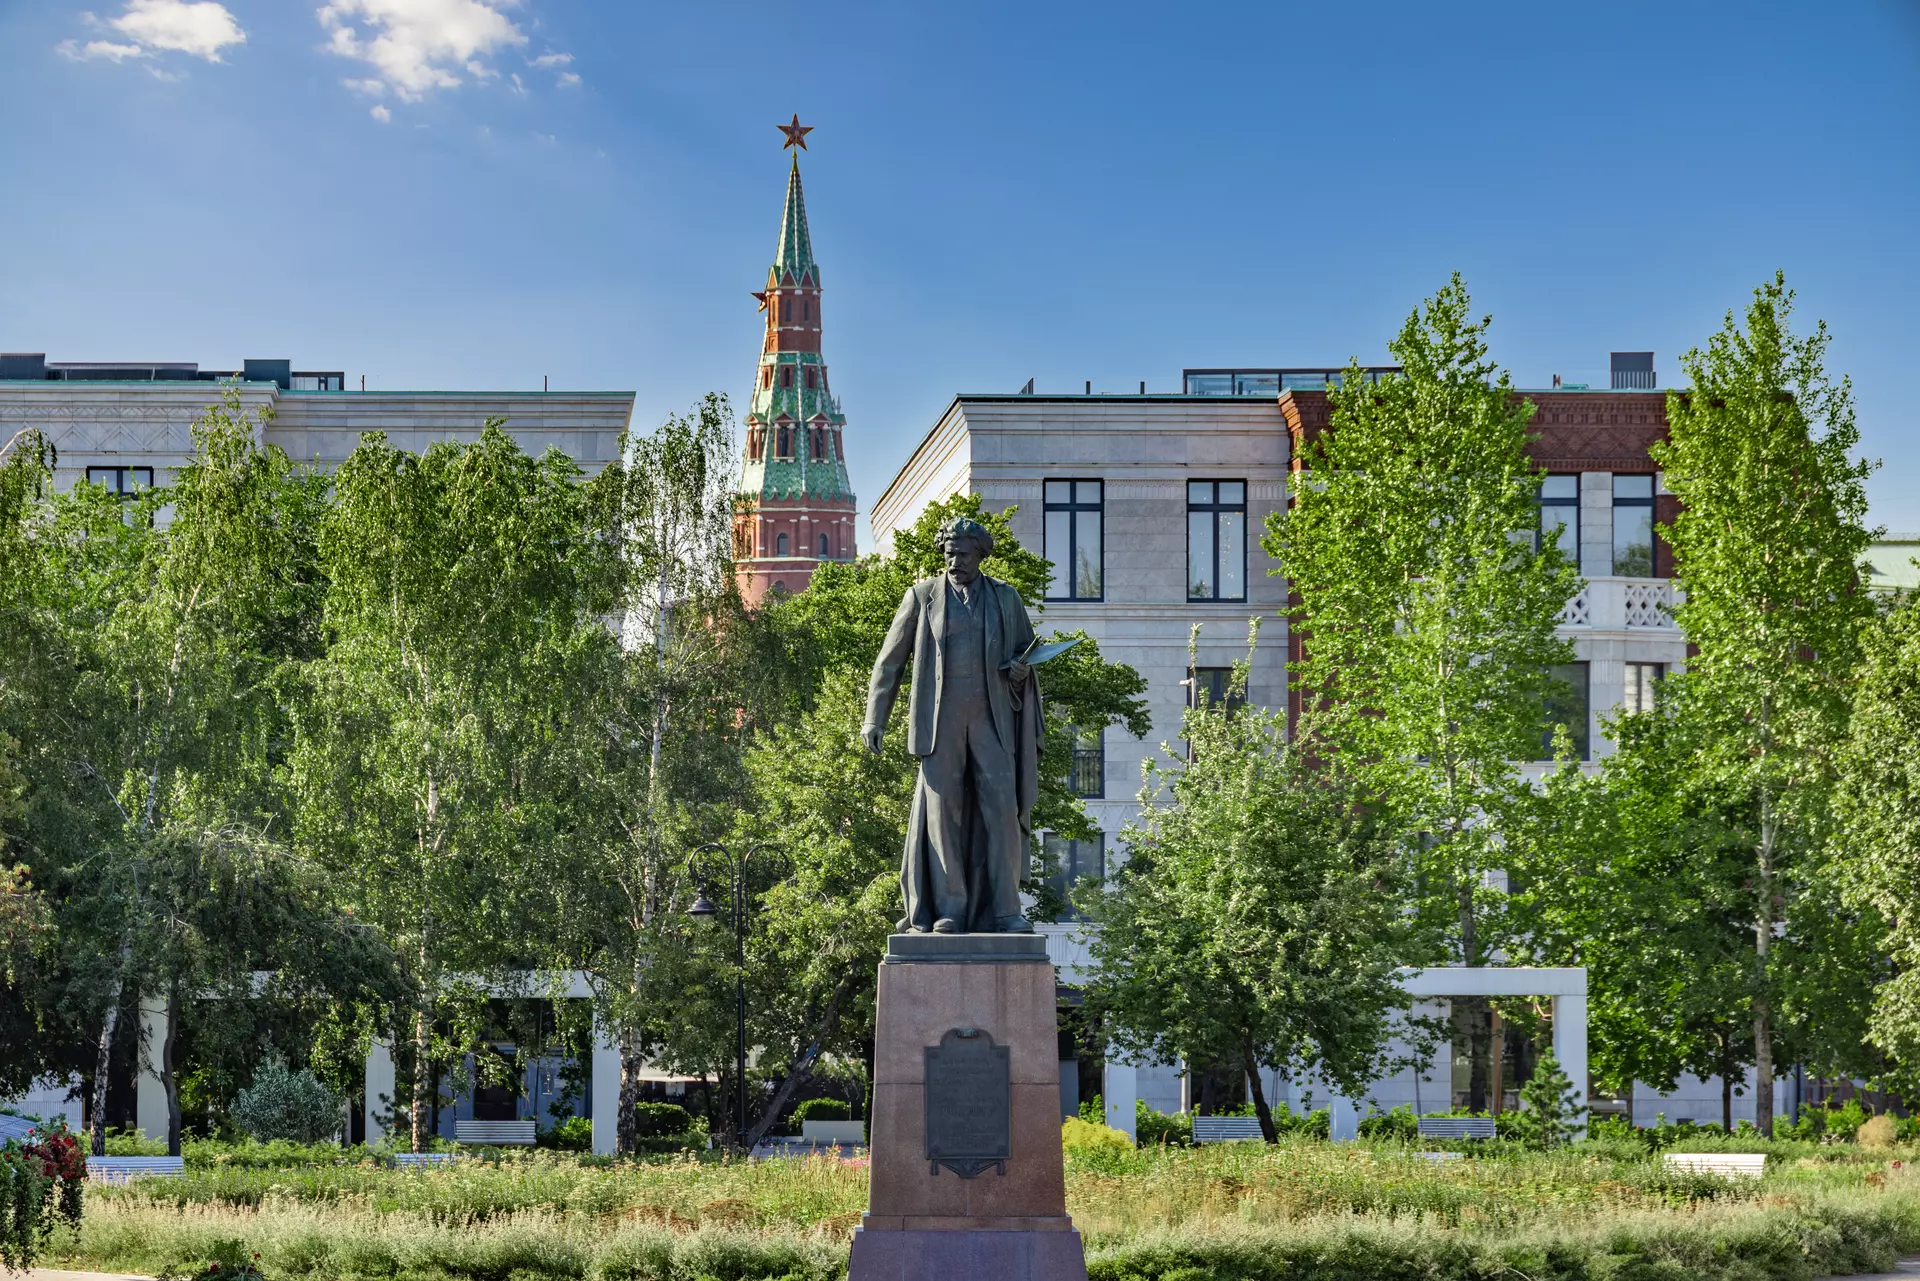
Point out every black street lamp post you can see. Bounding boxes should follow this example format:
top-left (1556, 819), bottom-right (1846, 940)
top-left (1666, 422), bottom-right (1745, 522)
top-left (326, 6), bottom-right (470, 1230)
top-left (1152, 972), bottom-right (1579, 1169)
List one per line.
top-left (685, 841), bottom-right (786, 1150)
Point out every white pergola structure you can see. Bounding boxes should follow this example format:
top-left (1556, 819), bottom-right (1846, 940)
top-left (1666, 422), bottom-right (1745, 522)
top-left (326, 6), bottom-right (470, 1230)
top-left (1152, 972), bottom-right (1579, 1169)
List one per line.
top-left (1101, 966), bottom-right (1588, 1141)
top-left (128, 972), bottom-right (633, 1155)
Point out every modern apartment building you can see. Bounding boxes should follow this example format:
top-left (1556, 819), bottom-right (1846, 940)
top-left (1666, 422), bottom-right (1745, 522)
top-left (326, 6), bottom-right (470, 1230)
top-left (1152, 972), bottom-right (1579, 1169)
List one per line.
top-left (871, 356), bottom-right (1791, 1128)
top-left (0, 352), bottom-right (634, 492)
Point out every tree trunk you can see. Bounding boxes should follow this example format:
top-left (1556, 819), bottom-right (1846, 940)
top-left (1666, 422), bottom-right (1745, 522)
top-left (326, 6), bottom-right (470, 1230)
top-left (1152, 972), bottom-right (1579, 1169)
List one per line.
top-left (89, 931), bottom-right (135, 1157)
top-left (1722, 1063), bottom-right (1734, 1132)
top-left (617, 1025), bottom-right (646, 1154)
top-left (741, 970), bottom-right (859, 1152)
top-left (1753, 798), bottom-right (1778, 1137)
top-left (164, 982), bottom-right (182, 1157)
top-left (1242, 1040), bottom-right (1278, 1143)
top-left (411, 998), bottom-right (431, 1152)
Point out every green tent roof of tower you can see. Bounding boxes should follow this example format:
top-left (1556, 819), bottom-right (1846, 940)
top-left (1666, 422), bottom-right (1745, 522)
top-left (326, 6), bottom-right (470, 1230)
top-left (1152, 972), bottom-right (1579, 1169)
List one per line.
top-left (771, 156), bottom-right (818, 287)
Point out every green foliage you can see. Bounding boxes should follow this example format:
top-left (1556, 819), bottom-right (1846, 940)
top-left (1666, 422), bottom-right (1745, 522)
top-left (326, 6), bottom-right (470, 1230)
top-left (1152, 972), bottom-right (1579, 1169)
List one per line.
top-left (228, 1060), bottom-right (339, 1144)
top-left (1838, 586), bottom-right (1920, 1095)
top-left (537, 1116), bottom-right (595, 1152)
top-left (788, 1099), bottom-right (848, 1125)
top-left (1084, 654), bottom-right (1424, 1141)
top-left (1134, 1102), bottom-right (1192, 1148)
top-left (631, 1103), bottom-right (694, 1139)
top-left (1062, 1116), bottom-right (1134, 1155)
top-left (1509, 1052), bottom-right (1585, 1149)
top-left (1268, 274), bottom-right (1580, 980)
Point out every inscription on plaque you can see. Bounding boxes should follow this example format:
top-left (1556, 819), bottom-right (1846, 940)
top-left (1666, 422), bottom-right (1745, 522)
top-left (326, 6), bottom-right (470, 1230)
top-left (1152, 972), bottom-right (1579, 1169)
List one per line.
top-left (924, 1027), bottom-right (1011, 1178)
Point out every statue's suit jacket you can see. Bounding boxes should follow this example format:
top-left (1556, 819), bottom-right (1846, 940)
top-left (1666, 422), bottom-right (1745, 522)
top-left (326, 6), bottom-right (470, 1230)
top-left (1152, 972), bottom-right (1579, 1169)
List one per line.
top-left (864, 572), bottom-right (1043, 838)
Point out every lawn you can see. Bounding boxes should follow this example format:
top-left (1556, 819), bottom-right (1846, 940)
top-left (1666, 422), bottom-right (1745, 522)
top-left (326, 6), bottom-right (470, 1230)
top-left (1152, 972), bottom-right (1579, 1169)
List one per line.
top-left (40, 1138), bottom-right (1920, 1281)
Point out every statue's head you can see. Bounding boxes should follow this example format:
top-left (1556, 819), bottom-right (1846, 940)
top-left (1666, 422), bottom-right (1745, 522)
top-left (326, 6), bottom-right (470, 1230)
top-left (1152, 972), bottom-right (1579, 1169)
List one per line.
top-left (936, 517), bottom-right (994, 585)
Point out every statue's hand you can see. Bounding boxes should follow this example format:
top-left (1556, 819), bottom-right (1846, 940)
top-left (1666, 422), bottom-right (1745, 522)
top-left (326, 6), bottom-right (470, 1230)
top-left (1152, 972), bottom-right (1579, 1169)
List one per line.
top-left (861, 725), bottom-right (885, 755)
top-left (1006, 658), bottom-right (1031, 686)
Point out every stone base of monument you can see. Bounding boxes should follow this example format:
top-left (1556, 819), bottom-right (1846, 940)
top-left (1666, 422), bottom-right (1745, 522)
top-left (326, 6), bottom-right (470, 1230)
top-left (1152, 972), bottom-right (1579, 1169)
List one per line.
top-left (847, 933), bottom-right (1089, 1281)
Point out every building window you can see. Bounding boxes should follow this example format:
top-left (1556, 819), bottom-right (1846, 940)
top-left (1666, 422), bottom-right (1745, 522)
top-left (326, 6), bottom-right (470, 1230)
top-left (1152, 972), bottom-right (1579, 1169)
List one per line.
top-left (776, 532), bottom-right (789, 556)
top-left (805, 368), bottom-right (817, 389)
top-left (1541, 661), bottom-right (1590, 760)
top-left (781, 367), bottom-right (792, 388)
top-left (1537, 475), bottom-right (1579, 555)
top-left (776, 425), bottom-right (792, 458)
top-left (1045, 833), bottom-right (1104, 921)
top-left (85, 466), bottom-right (153, 497)
top-left (1624, 661), bottom-right (1662, 714)
top-left (818, 533), bottom-right (830, 558)
top-left (1044, 480), bottom-right (1103, 601)
top-left (1188, 667), bottom-right (1244, 715)
top-left (1187, 480), bottom-right (1247, 601)
top-left (1069, 727), bottom-right (1104, 798)
top-left (1613, 474), bottom-right (1655, 576)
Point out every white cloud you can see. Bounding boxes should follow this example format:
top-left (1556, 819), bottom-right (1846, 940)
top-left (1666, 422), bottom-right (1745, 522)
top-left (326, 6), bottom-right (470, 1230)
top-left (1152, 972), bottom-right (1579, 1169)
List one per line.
top-left (464, 58), bottom-right (496, 79)
top-left (508, 71), bottom-right (526, 96)
top-left (528, 51), bottom-right (569, 68)
top-left (317, 0), bottom-right (527, 103)
top-left (58, 0), bottom-right (244, 64)
top-left (370, 103), bottom-right (392, 122)
top-left (555, 70), bottom-right (579, 88)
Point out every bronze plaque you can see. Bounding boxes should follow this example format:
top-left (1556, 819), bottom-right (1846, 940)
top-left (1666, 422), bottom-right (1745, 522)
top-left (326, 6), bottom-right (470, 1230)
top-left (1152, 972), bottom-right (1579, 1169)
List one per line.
top-left (924, 1027), bottom-right (1010, 1178)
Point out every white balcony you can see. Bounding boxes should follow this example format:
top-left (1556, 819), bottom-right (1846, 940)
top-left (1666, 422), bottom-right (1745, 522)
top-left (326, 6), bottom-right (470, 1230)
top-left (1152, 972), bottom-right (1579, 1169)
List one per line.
top-left (1557, 577), bottom-right (1677, 631)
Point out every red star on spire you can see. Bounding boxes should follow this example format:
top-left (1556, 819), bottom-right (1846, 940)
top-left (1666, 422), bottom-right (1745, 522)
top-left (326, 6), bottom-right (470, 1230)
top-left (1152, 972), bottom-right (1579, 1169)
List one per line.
top-left (777, 114), bottom-right (813, 151)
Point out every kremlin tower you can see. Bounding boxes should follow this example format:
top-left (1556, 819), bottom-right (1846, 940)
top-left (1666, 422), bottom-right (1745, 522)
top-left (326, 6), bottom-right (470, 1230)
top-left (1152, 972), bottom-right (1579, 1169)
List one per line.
top-left (735, 117), bottom-right (857, 604)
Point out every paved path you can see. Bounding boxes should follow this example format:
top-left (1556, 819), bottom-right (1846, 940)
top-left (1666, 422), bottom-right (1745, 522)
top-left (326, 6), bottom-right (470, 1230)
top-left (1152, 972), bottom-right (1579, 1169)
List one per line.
top-left (1826, 1262), bottom-right (1920, 1280)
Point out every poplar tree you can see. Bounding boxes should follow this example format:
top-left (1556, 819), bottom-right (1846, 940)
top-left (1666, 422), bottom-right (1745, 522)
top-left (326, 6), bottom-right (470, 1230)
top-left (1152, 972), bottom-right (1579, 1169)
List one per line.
top-left (1266, 275), bottom-right (1580, 1099)
top-left (1639, 273), bottom-right (1875, 1134)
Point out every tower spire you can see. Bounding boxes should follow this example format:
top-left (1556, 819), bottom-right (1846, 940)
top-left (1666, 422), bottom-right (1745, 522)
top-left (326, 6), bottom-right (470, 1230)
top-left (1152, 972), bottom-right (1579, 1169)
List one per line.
top-left (734, 119), bottom-right (856, 605)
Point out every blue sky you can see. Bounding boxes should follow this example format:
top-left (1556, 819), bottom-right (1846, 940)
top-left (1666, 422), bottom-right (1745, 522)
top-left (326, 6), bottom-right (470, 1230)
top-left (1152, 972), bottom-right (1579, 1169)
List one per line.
top-left (3, 0), bottom-right (1917, 541)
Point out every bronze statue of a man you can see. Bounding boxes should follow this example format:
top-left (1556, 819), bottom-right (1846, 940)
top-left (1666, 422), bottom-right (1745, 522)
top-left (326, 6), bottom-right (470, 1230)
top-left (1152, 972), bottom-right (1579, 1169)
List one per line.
top-left (863, 517), bottom-right (1042, 934)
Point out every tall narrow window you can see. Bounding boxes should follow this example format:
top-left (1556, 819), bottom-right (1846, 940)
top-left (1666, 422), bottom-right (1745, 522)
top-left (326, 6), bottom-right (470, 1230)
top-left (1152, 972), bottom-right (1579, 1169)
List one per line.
top-left (805, 368), bottom-right (817, 389)
top-left (1540, 662), bottom-right (1590, 760)
top-left (84, 466), bottom-right (153, 497)
top-left (1044, 480), bottom-right (1103, 601)
top-left (1187, 480), bottom-right (1247, 601)
top-left (1623, 661), bottom-right (1662, 714)
top-left (781, 367), bottom-right (792, 388)
top-left (777, 425), bottom-right (792, 458)
top-left (1069, 727), bottom-right (1104, 798)
top-left (818, 533), bottom-right (830, 558)
top-left (1613, 474), bottom-right (1655, 576)
top-left (1188, 667), bottom-right (1244, 715)
top-left (775, 532), bottom-right (789, 556)
top-left (1045, 833), bottom-right (1104, 921)
top-left (1537, 476), bottom-right (1579, 555)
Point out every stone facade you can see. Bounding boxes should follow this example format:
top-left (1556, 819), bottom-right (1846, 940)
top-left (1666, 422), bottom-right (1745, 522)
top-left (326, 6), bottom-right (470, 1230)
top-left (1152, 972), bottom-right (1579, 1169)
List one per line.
top-left (0, 380), bottom-right (633, 492)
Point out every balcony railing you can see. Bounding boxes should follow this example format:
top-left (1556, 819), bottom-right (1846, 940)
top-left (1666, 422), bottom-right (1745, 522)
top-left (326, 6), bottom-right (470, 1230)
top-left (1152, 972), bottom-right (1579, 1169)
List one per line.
top-left (1557, 577), bottom-right (1677, 630)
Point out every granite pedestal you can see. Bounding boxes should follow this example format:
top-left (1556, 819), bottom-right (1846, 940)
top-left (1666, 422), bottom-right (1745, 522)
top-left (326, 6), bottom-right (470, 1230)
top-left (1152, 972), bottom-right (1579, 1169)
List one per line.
top-left (847, 933), bottom-right (1089, 1281)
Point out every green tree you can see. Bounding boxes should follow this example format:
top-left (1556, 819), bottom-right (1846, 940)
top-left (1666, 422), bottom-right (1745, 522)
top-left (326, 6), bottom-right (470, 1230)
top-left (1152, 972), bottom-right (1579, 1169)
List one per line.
top-left (1638, 273), bottom-right (1876, 1134)
top-left (1837, 589), bottom-right (1920, 1097)
top-left (1266, 274), bottom-right (1580, 1102)
top-left (291, 423), bottom-right (612, 1150)
top-left (1511, 1051), bottom-right (1584, 1148)
top-left (1082, 650), bottom-right (1424, 1143)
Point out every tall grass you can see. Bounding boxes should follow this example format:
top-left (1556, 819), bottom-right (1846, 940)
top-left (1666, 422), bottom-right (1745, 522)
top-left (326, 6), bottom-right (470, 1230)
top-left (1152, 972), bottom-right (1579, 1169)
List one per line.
top-left (40, 1140), bottom-right (1920, 1280)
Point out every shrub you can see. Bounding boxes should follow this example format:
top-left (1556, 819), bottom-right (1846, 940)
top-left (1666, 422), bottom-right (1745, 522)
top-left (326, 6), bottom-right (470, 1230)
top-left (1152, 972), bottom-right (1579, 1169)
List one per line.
top-left (632, 1102), bottom-right (692, 1138)
top-left (1357, 1105), bottom-right (1418, 1143)
top-left (537, 1116), bottom-right (594, 1152)
top-left (1857, 1114), bottom-right (1897, 1149)
top-left (1, 1119), bottom-right (86, 1272)
top-left (228, 1062), bottom-right (339, 1145)
top-left (1062, 1117), bottom-right (1134, 1154)
top-left (1509, 1052), bottom-right (1585, 1149)
top-left (789, 1099), bottom-right (849, 1126)
top-left (1135, 1102), bottom-right (1191, 1147)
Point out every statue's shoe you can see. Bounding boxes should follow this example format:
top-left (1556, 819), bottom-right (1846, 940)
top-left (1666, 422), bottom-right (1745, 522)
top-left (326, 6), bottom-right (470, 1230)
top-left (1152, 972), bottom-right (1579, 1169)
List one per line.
top-left (896, 918), bottom-right (927, 933)
top-left (932, 918), bottom-right (962, 934)
top-left (996, 915), bottom-right (1035, 934)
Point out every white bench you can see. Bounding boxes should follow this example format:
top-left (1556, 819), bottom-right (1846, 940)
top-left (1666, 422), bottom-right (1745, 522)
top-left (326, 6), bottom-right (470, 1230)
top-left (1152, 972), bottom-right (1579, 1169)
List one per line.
top-left (1664, 1152), bottom-right (1768, 1178)
top-left (389, 1152), bottom-right (458, 1168)
top-left (1418, 1116), bottom-right (1497, 1140)
top-left (453, 1119), bottom-right (536, 1145)
top-left (1192, 1116), bottom-right (1265, 1143)
top-left (87, 1155), bottom-right (184, 1184)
